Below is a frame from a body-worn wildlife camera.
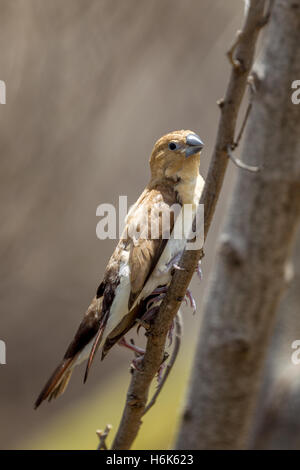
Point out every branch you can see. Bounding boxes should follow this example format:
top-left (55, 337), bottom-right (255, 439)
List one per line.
top-left (143, 310), bottom-right (183, 416)
top-left (111, 0), bottom-right (267, 450)
top-left (96, 424), bottom-right (112, 450)
top-left (175, 0), bottom-right (300, 450)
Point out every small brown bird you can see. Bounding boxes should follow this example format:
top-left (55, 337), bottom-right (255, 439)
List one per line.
top-left (35, 130), bottom-right (204, 408)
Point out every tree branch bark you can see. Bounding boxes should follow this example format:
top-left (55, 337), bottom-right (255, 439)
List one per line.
top-left (175, 0), bottom-right (300, 450)
top-left (111, 0), bottom-right (267, 450)
top-left (249, 227), bottom-right (300, 449)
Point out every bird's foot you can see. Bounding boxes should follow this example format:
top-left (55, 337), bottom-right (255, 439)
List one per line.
top-left (184, 288), bottom-right (197, 315)
top-left (173, 263), bottom-right (185, 271)
top-left (137, 286), bottom-right (168, 333)
top-left (151, 286), bottom-right (168, 295)
top-left (156, 351), bottom-right (169, 383)
top-left (157, 362), bottom-right (165, 383)
top-left (119, 337), bottom-right (146, 372)
top-left (118, 336), bottom-right (145, 356)
top-left (168, 318), bottom-right (175, 347)
top-left (136, 318), bottom-right (151, 331)
top-left (165, 252), bottom-right (186, 272)
top-left (195, 260), bottom-right (203, 281)
top-left (131, 355), bottom-right (144, 372)
top-left (138, 306), bottom-right (160, 333)
top-left (146, 293), bottom-right (165, 311)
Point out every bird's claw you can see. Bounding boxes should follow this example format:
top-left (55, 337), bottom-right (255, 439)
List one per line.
top-left (136, 318), bottom-right (151, 333)
top-left (140, 286), bottom-right (168, 327)
top-left (172, 263), bottom-right (185, 271)
top-left (195, 260), bottom-right (203, 281)
top-left (157, 362), bottom-right (165, 383)
top-left (185, 288), bottom-right (197, 315)
top-left (156, 351), bottom-right (169, 384)
top-left (130, 355), bottom-right (144, 372)
top-left (168, 319), bottom-right (175, 347)
top-left (118, 336), bottom-right (145, 356)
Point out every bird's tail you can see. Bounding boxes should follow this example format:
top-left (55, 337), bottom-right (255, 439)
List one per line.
top-left (34, 356), bottom-right (77, 409)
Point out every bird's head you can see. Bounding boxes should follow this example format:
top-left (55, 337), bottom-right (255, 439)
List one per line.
top-left (149, 130), bottom-right (204, 182)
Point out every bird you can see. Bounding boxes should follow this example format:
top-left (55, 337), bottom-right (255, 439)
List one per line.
top-left (34, 129), bottom-right (204, 408)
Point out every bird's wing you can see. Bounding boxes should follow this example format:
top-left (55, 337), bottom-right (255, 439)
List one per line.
top-left (63, 296), bottom-right (103, 359)
top-left (127, 183), bottom-right (178, 307)
top-left (85, 183), bottom-right (178, 375)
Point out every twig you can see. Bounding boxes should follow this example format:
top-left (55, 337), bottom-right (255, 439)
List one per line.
top-left (259, 0), bottom-right (275, 28)
top-left (111, 0), bottom-right (267, 450)
top-left (235, 101), bottom-right (252, 147)
top-left (225, 72), bottom-right (261, 173)
top-left (227, 144), bottom-right (260, 173)
top-left (227, 30), bottom-right (243, 70)
top-left (96, 424), bottom-right (112, 450)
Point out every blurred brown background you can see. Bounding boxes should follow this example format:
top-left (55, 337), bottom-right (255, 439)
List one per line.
top-left (0, 0), bottom-right (245, 449)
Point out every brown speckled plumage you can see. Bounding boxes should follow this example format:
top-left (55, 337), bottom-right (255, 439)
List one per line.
top-left (35, 130), bottom-right (204, 408)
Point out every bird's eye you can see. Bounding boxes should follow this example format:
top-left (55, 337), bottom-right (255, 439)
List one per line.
top-left (168, 141), bottom-right (178, 151)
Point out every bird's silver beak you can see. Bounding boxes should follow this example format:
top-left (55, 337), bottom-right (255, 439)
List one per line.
top-left (185, 133), bottom-right (204, 158)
